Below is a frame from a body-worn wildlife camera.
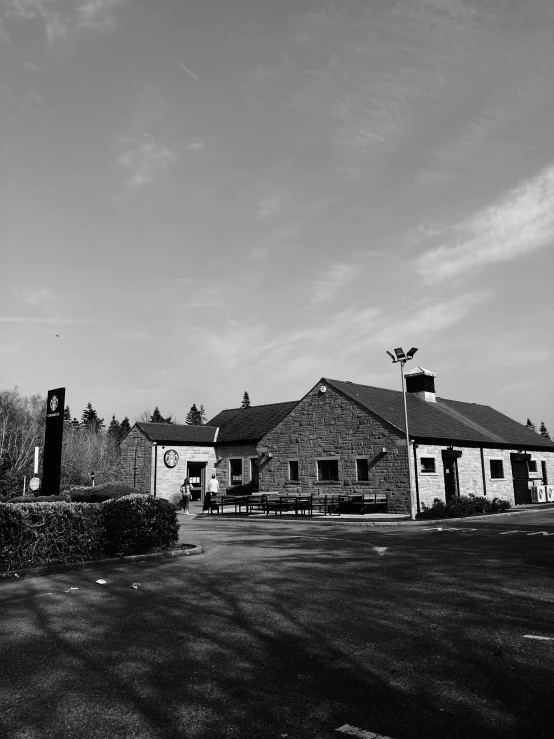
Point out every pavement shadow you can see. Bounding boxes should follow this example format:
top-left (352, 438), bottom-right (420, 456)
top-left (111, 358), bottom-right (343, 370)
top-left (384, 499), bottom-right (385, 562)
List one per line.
top-left (1, 524), bottom-right (553, 739)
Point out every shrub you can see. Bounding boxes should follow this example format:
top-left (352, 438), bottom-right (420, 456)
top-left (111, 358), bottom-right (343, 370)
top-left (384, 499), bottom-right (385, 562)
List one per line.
top-left (168, 492), bottom-right (185, 510)
top-left (0, 500), bottom-right (105, 570)
top-left (103, 494), bottom-right (179, 557)
top-left (68, 483), bottom-right (149, 503)
top-left (417, 495), bottom-right (511, 520)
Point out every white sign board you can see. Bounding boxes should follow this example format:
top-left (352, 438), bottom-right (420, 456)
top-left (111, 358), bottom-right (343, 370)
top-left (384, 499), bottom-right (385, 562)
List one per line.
top-left (29, 477), bottom-right (41, 492)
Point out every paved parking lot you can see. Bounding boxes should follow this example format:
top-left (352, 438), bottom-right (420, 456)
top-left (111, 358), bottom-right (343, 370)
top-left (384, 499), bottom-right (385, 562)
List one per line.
top-left (1, 508), bottom-right (553, 739)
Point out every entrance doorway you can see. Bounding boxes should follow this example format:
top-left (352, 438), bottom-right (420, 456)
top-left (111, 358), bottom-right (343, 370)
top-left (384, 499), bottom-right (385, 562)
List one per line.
top-left (442, 450), bottom-right (461, 502)
top-left (510, 454), bottom-right (531, 505)
top-left (187, 462), bottom-right (206, 501)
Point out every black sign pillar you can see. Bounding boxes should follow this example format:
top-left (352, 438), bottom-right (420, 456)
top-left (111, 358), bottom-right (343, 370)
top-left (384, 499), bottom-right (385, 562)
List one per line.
top-left (42, 387), bottom-right (65, 495)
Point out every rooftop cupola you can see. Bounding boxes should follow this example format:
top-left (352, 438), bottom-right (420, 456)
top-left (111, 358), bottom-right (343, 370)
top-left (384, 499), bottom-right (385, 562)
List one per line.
top-left (404, 366), bottom-right (437, 402)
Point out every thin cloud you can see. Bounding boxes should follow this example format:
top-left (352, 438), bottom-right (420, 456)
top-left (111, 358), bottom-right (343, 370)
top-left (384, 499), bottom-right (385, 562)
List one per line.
top-left (310, 261), bottom-right (362, 306)
top-left (23, 60), bottom-right (44, 73)
top-left (0, 316), bottom-right (107, 324)
top-left (370, 293), bottom-right (489, 348)
top-left (257, 196), bottom-right (282, 221)
top-left (4, 0), bottom-right (125, 43)
top-left (185, 141), bottom-right (205, 153)
top-left (114, 329), bottom-right (154, 341)
top-left (117, 134), bottom-right (177, 193)
top-left (415, 165), bottom-right (554, 284)
top-left (17, 287), bottom-right (54, 306)
top-left (0, 18), bottom-right (11, 43)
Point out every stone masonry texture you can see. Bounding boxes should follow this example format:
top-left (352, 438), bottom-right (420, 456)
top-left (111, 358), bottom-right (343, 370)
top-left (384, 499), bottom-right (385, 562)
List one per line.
top-left (258, 383), bottom-right (411, 514)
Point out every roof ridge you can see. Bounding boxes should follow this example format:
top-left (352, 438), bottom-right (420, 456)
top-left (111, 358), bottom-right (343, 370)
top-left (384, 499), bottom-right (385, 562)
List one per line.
top-left (215, 400), bottom-right (298, 413)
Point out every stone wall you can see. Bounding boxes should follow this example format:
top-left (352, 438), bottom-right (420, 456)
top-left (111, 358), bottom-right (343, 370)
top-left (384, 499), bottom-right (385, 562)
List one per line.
top-left (214, 442), bottom-right (259, 491)
top-left (258, 383), bottom-right (410, 513)
top-left (119, 427), bottom-right (152, 492)
top-left (414, 445), bottom-right (554, 508)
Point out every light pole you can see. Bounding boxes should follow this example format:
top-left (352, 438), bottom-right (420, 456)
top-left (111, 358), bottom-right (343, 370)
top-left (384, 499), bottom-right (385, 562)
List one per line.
top-left (386, 347), bottom-right (418, 520)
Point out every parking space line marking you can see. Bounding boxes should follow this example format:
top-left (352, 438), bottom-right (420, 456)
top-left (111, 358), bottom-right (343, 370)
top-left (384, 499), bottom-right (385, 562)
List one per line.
top-left (336, 724), bottom-right (394, 738)
top-left (523, 635), bottom-right (554, 641)
top-left (526, 531), bottom-right (553, 536)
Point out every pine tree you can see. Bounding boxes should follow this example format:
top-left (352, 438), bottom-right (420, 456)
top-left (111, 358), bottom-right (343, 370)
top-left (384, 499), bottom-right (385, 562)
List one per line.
top-left (63, 405), bottom-right (71, 422)
top-left (241, 391), bottom-right (251, 408)
top-left (186, 403), bottom-right (203, 425)
top-left (150, 406), bottom-right (165, 423)
top-left (525, 418), bottom-right (537, 433)
top-left (119, 416), bottom-right (131, 438)
top-left (164, 414), bottom-right (175, 424)
top-left (199, 404), bottom-right (207, 425)
top-left (539, 421), bottom-right (551, 440)
top-left (107, 415), bottom-right (122, 441)
top-left (81, 402), bottom-right (104, 432)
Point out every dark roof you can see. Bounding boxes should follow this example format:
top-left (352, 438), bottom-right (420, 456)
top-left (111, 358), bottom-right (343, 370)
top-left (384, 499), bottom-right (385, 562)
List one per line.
top-left (207, 401), bottom-right (299, 443)
top-left (325, 378), bottom-right (554, 449)
top-left (134, 422), bottom-right (218, 445)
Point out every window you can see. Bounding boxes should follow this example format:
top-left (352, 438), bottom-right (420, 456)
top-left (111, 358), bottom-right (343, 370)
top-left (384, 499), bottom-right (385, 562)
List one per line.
top-left (288, 460), bottom-right (299, 481)
top-left (528, 460), bottom-right (537, 473)
top-left (542, 461), bottom-right (548, 485)
top-left (356, 458), bottom-right (369, 481)
top-left (420, 457), bottom-right (436, 474)
top-left (229, 458), bottom-right (243, 486)
top-left (490, 460), bottom-right (504, 479)
top-left (317, 459), bottom-right (339, 481)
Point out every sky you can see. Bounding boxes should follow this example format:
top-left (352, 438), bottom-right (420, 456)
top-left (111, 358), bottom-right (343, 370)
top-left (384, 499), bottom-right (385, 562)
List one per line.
top-left (1, 0), bottom-right (553, 433)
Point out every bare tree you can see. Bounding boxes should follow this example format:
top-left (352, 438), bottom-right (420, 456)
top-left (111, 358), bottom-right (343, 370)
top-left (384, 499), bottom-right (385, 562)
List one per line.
top-left (0, 388), bottom-right (45, 498)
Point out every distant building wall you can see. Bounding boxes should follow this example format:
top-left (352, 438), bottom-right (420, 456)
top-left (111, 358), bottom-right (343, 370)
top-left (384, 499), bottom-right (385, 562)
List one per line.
top-left (119, 427), bottom-right (152, 492)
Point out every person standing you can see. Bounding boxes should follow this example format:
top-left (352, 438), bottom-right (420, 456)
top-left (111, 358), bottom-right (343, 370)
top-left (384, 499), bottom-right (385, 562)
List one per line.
top-left (202, 473), bottom-right (220, 514)
top-left (180, 477), bottom-right (192, 515)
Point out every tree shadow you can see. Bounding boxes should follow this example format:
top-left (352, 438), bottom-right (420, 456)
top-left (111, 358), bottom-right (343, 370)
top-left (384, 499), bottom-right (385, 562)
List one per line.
top-left (1, 526), bottom-right (553, 738)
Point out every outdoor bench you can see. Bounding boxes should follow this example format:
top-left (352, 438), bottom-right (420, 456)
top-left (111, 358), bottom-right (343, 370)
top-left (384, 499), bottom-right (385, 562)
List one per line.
top-left (262, 494), bottom-right (313, 516)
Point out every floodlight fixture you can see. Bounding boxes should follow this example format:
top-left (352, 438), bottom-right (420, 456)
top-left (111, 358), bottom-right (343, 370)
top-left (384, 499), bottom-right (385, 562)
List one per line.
top-left (386, 351), bottom-right (395, 361)
top-left (394, 347), bottom-right (406, 360)
top-left (406, 347), bottom-right (418, 359)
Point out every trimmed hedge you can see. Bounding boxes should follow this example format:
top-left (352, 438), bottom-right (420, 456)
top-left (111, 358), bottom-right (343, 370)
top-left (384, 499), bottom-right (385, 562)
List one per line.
top-left (0, 501), bottom-right (105, 571)
top-left (417, 495), bottom-right (511, 520)
top-left (0, 494), bottom-right (179, 571)
top-left (103, 494), bottom-right (179, 557)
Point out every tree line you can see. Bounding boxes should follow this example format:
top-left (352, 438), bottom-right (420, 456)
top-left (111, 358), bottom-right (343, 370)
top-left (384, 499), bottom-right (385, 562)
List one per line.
top-left (0, 389), bottom-right (254, 499)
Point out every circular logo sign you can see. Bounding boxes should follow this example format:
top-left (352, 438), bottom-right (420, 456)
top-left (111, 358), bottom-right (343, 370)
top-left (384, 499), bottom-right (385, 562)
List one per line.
top-left (49, 395), bottom-right (58, 412)
top-left (163, 449), bottom-right (179, 468)
top-left (29, 477), bottom-right (41, 491)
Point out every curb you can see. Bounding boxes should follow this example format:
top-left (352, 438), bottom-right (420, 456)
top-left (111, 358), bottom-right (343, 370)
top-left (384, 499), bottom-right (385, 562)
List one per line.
top-left (0, 544), bottom-right (204, 580)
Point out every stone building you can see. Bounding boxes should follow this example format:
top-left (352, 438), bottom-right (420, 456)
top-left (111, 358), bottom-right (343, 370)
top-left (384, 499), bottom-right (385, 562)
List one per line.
top-left (119, 368), bottom-right (554, 513)
top-left (256, 369), bottom-right (554, 514)
top-left (119, 423), bottom-right (218, 501)
top-left (119, 402), bottom-right (296, 502)
top-left (206, 401), bottom-right (297, 492)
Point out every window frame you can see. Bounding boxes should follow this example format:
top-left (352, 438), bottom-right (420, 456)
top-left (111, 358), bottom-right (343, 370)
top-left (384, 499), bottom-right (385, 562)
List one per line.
top-left (489, 459), bottom-right (504, 480)
top-left (355, 457), bottom-right (369, 482)
top-left (528, 459), bottom-right (538, 473)
top-left (420, 456), bottom-right (437, 474)
top-left (288, 459), bottom-right (299, 482)
top-left (229, 458), bottom-right (243, 486)
top-left (316, 457), bottom-right (340, 482)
